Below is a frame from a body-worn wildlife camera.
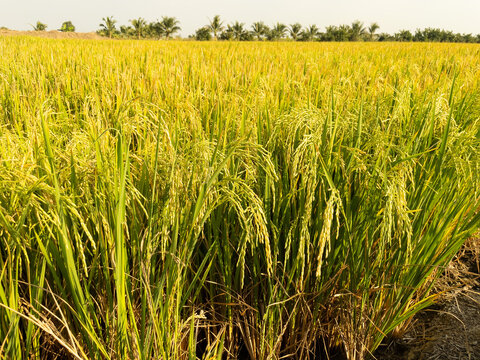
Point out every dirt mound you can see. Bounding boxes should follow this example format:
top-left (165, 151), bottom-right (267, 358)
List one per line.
top-left (0, 29), bottom-right (103, 40)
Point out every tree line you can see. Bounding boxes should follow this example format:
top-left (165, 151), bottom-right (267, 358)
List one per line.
top-left (22, 16), bottom-right (480, 43)
top-left (98, 16), bottom-right (181, 39)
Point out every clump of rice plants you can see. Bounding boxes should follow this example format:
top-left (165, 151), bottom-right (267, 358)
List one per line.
top-left (1, 38), bottom-right (480, 359)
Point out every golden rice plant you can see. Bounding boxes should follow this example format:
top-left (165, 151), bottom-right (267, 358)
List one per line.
top-left (1, 37), bottom-right (480, 359)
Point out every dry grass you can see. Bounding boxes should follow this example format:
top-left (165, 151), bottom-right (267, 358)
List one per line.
top-left (0, 29), bottom-right (102, 39)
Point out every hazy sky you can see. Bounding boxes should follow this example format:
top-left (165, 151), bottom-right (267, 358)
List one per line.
top-left (2, 0), bottom-right (480, 36)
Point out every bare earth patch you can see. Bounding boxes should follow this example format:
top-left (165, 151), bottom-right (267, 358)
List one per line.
top-left (0, 29), bottom-right (103, 39)
top-left (375, 236), bottom-right (480, 360)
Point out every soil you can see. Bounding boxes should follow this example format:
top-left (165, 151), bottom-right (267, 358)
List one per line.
top-left (375, 236), bottom-right (480, 360)
top-left (0, 29), bottom-right (103, 40)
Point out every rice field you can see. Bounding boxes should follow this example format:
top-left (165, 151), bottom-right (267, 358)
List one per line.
top-left (1, 37), bottom-right (480, 359)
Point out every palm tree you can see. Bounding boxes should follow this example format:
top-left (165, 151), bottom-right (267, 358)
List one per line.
top-left (232, 21), bottom-right (245, 41)
top-left (323, 26), bottom-right (337, 41)
top-left (208, 15), bottom-right (223, 40)
top-left (130, 18), bottom-right (147, 39)
top-left (99, 16), bottom-right (117, 38)
top-left (195, 26), bottom-right (212, 41)
top-left (270, 23), bottom-right (287, 40)
top-left (368, 22), bottom-right (380, 41)
top-left (148, 21), bottom-right (163, 39)
top-left (302, 25), bottom-right (320, 41)
top-left (220, 25), bottom-right (234, 40)
top-left (160, 16), bottom-right (181, 39)
top-left (32, 21), bottom-right (47, 31)
top-left (338, 25), bottom-right (351, 41)
top-left (350, 20), bottom-right (366, 41)
top-left (120, 25), bottom-right (134, 37)
top-left (251, 22), bottom-right (268, 41)
top-left (289, 23), bottom-right (302, 41)
top-left (394, 30), bottom-right (413, 42)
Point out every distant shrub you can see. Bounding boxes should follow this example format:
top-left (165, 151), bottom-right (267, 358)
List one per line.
top-left (195, 26), bottom-right (212, 41)
top-left (59, 21), bottom-right (75, 32)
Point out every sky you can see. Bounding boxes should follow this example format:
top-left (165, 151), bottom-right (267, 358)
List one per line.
top-left (2, 0), bottom-right (480, 36)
